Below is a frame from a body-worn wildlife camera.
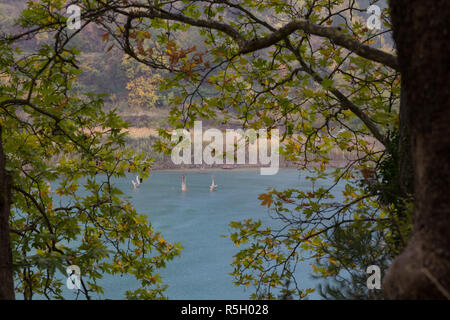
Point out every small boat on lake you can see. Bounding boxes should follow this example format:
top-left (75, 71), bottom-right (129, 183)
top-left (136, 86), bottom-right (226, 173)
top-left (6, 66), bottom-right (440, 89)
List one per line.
top-left (209, 176), bottom-right (218, 192)
top-left (181, 174), bottom-right (187, 192)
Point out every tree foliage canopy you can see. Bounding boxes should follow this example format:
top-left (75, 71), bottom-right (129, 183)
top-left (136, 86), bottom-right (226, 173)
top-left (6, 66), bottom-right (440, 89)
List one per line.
top-left (0, 0), bottom-right (415, 299)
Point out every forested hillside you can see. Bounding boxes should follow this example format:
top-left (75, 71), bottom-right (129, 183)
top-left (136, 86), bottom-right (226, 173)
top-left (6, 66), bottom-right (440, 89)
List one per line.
top-left (1, 0), bottom-right (356, 169)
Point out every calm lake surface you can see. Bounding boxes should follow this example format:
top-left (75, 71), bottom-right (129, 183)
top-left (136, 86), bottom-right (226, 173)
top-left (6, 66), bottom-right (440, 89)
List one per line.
top-left (59, 168), bottom-right (343, 300)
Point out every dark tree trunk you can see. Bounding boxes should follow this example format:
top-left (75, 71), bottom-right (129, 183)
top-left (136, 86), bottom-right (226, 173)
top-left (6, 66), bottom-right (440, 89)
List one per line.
top-left (384, 0), bottom-right (450, 299)
top-left (398, 82), bottom-right (414, 198)
top-left (0, 125), bottom-right (15, 299)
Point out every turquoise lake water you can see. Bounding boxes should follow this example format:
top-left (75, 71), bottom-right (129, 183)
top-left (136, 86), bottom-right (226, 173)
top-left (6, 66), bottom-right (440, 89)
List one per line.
top-left (55, 169), bottom-right (344, 300)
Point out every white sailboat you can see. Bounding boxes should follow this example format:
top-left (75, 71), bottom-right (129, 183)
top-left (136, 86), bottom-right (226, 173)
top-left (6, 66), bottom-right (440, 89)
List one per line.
top-left (132, 175), bottom-right (142, 189)
top-left (209, 175), bottom-right (218, 192)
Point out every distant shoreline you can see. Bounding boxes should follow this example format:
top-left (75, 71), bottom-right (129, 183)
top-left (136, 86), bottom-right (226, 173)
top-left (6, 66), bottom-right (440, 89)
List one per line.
top-left (150, 167), bottom-right (270, 173)
top-left (149, 160), bottom-right (349, 172)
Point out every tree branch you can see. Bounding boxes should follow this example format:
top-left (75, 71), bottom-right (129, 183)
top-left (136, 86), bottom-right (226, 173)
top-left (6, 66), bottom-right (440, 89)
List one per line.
top-left (241, 19), bottom-right (398, 70)
top-left (284, 40), bottom-right (389, 146)
top-left (113, 5), bottom-right (397, 70)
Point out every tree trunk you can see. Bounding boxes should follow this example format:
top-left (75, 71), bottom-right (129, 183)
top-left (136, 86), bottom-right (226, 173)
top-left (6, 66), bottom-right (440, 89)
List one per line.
top-left (383, 1), bottom-right (450, 299)
top-left (398, 82), bottom-right (414, 198)
top-left (0, 125), bottom-right (15, 299)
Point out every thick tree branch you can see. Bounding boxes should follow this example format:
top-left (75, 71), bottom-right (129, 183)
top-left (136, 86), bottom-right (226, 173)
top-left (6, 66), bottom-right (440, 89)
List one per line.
top-left (241, 19), bottom-right (398, 70)
top-left (112, 5), bottom-right (397, 70)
